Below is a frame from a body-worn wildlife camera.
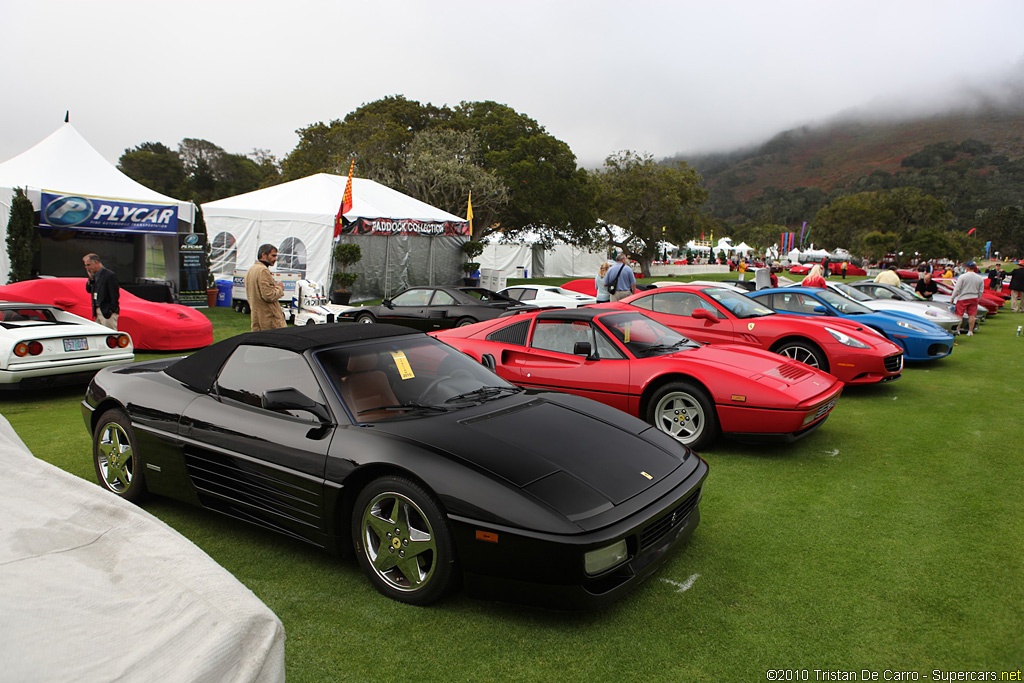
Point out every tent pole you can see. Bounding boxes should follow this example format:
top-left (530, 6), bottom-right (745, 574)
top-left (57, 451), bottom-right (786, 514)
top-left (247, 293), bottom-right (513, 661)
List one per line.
top-left (384, 236), bottom-right (390, 298)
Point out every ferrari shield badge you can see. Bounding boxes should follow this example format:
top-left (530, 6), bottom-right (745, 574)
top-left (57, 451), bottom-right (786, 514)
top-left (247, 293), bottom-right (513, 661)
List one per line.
top-left (747, 322), bottom-right (756, 331)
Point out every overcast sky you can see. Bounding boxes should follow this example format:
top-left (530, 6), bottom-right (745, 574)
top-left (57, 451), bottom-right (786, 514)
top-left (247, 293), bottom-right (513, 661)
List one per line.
top-left (2, 0), bottom-right (1023, 171)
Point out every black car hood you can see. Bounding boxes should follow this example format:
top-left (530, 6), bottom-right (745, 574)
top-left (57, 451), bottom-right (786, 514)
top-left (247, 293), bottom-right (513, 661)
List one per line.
top-left (368, 395), bottom-right (685, 521)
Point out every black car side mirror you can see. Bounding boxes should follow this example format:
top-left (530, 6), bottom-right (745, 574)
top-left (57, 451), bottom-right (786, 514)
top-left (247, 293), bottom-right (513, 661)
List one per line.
top-left (263, 387), bottom-right (333, 424)
top-left (573, 341), bottom-right (594, 358)
top-left (382, 299), bottom-right (393, 308)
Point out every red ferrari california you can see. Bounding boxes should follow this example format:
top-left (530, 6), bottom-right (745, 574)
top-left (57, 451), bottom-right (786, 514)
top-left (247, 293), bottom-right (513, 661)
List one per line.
top-left (599, 284), bottom-right (904, 385)
top-left (433, 307), bottom-right (843, 450)
top-left (0, 278), bottom-right (212, 351)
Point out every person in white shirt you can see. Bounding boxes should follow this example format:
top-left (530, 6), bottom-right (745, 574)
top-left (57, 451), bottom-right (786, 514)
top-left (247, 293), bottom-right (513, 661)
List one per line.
top-left (950, 261), bottom-right (986, 336)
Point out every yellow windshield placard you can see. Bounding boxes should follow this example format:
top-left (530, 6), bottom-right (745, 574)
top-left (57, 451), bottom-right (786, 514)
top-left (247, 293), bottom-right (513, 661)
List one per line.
top-left (390, 350), bottom-right (415, 380)
top-left (623, 323), bottom-right (631, 343)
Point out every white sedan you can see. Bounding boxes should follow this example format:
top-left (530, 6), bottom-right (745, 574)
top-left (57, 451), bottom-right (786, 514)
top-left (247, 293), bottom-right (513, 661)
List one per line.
top-left (498, 285), bottom-right (597, 308)
top-left (0, 302), bottom-right (134, 390)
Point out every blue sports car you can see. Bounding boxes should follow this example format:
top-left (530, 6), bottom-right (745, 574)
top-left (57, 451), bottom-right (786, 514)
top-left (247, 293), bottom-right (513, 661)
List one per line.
top-left (748, 287), bottom-right (953, 362)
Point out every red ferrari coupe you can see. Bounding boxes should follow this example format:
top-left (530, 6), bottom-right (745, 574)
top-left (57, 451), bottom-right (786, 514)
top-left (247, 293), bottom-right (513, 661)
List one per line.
top-left (433, 307), bottom-right (843, 450)
top-left (598, 284), bottom-right (904, 385)
top-left (0, 278), bottom-right (212, 351)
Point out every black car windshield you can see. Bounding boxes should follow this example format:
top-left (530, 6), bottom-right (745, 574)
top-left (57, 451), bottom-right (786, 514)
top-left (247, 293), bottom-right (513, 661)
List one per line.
top-left (460, 288), bottom-right (514, 304)
top-left (599, 312), bottom-right (700, 358)
top-left (314, 336), bottom-right (520, 421)
top-left (701, 288), bottom-right (775, 319)
top-left (817, 289), bottom-right (873, 314)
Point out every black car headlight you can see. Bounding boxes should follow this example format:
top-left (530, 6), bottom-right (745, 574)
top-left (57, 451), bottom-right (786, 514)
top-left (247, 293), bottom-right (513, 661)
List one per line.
top-left (584, 539), bottom-right (628, 576)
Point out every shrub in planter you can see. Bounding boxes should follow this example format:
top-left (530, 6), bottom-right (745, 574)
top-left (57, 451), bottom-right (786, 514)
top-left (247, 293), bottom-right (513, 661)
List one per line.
top-left (332, 243), bottom-right (362, 304)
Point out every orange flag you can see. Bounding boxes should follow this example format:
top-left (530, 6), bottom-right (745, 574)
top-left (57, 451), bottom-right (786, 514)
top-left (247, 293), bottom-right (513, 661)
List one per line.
top-left (334, 160), bottom-right (355, 237)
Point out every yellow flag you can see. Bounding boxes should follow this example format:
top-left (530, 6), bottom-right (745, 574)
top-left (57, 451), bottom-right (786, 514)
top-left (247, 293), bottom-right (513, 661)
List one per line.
top-left (466, 191), bottom-right (474, 233)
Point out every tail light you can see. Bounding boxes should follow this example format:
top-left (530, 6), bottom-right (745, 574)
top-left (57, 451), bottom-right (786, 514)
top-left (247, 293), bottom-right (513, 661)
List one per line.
top-left (105, 333), bottom-right (131, 350)
top-left (14, 341), bottom-right (44, 356)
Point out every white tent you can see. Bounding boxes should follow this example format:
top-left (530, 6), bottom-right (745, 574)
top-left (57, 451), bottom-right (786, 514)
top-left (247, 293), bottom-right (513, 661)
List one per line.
top-left (732, 241), bottom-right (754, 254)
top-left (479, 232), bottom-right (608, 279)
top-left (0, 122), bottom-right (196, 284)
top-left (202, 173), bottom-right (468, 298)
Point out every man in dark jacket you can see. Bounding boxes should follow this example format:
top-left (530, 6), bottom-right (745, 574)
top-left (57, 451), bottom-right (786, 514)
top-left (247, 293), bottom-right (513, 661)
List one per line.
top-left (83, 253), bottom-right (119, 330)
top-left (1008, 262), bottom-right (1024, 314)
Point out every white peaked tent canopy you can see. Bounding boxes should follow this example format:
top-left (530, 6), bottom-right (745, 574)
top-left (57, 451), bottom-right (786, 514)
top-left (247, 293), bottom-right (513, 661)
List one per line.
top-left (202, 173), bottom-right (468, 289)
top-left (0, 122), bottom-right (196, 282)
top-left (479, 231), bottom-right (608, 279)
top-left (732, 241), bottom-right (753, 254)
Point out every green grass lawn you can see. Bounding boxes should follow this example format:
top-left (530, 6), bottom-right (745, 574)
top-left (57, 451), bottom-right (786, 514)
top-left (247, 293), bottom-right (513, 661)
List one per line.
top-left (3, 296), bottom-right (1023, 681)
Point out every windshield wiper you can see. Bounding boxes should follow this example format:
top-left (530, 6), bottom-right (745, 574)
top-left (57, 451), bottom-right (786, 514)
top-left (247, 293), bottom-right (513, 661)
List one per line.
top-left (645, 340), bottom-right (693, 353)
top-left (358, 402), bottom-right (451, 415)
top-left (443, 386), bottom-right (523, 404)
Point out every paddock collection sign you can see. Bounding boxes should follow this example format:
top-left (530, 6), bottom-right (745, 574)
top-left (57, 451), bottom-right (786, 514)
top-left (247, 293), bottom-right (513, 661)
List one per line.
top-left (340, 217), bottom-right (469, 236)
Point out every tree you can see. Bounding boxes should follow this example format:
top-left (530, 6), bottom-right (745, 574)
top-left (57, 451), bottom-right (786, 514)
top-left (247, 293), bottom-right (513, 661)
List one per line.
top-left (856, 231), bottom-right (899, 262)
top-left (594, 151), bottom-right (708, 276)
top-left (281, 97), bottom-right (598, 246)
top-left (901, 229), bottom-right (957, 262)
top-left (978, 205), bottom-right (1024, 258)
top-left (282, 96), bottom-right (449, 182)
top-left (5, 188), bottom-right (39, 283)
top-left (814, 188), bottom-right (951, 253)
top-left (117, 142), bottom-right (187, 197)
top-left (386, 128), bottom-right (508, 227)
top-left (452, 101), bottom-right (596, 245)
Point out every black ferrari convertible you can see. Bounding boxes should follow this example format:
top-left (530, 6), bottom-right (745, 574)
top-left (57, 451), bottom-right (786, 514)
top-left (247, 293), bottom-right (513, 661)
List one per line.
top-left (82, 323), bottom-right (707, 608)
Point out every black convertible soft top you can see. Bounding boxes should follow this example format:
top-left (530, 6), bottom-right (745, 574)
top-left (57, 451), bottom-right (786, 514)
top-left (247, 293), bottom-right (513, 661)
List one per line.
top-left (165, 323), bottom-right (418, 393)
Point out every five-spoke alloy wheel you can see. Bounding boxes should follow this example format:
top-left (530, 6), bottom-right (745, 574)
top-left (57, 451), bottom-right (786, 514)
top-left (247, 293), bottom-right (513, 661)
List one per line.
top-left (352, 476), bottom-right (456, 605)
top-left (93, 409), bottom-right (146, 502)
top-left (647, 381), bottom-right (719, 450)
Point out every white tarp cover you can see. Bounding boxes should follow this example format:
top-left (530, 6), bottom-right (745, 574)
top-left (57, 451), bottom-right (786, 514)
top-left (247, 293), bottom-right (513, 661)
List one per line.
top-left (0, 123), bottom-right (196, 283)
top-left (0, 416), bottom-right (285, 683)
top-left (202, 173), bottom-right (467, 292)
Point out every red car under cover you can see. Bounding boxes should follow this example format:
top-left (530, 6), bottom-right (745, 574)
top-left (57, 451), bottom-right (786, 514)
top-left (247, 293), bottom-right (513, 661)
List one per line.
top-left (0, 278), bottom-right (212, 351)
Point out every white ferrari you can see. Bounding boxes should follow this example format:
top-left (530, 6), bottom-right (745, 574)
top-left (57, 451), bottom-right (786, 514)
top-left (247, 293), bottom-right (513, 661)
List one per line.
top-left (0, 302), bottom-right (133, 390)
top-left (498, 285), bottom-right (597, 308)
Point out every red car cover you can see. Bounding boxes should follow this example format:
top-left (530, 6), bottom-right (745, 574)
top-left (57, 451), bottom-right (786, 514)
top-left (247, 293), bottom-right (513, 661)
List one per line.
top-left (0, 278), bottom-right (212, 351)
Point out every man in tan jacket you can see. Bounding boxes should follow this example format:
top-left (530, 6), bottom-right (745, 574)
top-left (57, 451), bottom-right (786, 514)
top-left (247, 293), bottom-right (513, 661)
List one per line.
top-left (244, 244), bottom-right (286, 331)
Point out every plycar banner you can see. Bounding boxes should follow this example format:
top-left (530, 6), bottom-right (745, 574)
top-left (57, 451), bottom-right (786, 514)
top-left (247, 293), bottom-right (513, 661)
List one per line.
top-left (41, 191), bottom-right (179, 234)
top-left (341, 217), bottom-right (469, 236)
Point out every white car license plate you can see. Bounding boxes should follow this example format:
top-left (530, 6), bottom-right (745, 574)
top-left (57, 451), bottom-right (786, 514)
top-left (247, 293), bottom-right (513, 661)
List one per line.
top-left (63, 337), bottom-right (88, 352)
